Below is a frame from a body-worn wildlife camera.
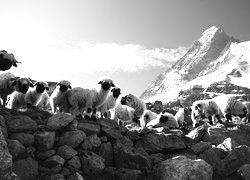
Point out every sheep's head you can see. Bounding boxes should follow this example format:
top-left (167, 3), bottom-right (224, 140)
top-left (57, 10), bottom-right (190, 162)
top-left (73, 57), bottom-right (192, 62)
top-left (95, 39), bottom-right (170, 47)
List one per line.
top-left (111, 87), bottom-right (121, 98)
top-left (120, 93), bottom-right (136, 108)
top-left (192, 102), bottom-right (206, 119)
top-left (34, 81), bottom-right (49, 93)
top-left (98, 77), bottom-right (115, 91)
top-left (57, 80), bottom-right (72, 92)
top-left (0, 50), bottom-right (20, 71)
top-left (10, 77), bottom-right (34, 94)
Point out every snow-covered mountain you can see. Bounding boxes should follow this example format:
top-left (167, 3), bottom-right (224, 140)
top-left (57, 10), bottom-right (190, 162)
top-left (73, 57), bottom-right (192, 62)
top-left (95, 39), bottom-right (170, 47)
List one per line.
top-left (141, 26), bottom-right (250, 103)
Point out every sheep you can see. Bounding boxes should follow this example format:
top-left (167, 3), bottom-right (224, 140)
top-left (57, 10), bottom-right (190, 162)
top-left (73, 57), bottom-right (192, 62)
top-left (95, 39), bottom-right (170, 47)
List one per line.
top-left (146, 110), bottom-right (179, 129)
top-left (141, 109), bottom-right (158, 127)
top-left (120, 92), bottom-right (146, 127)
top-left (36, 91), bottom-right (51, 110)
top-left (0, 50), bottom-right (21, 71)
top-left (191, 99), bottom-right (222, 128)
top-left (0, 72), bottom-right (33, 107)
top-left (24, 81), bottom-right (49, 110)
top-left (66, 77), bottom-right (115, 119)
top-left (112, 102), bottom-right (135, 126)
top-left (6, 91), bottom-right (26, 110)
top-left (212, 95), bottom-right (247, 122)
top-left (50, 80), bottom-right (72, 113)
top-left (97, 87), bottom-right (121, 118)
top-left (242, 101), bottom-right (250, 123)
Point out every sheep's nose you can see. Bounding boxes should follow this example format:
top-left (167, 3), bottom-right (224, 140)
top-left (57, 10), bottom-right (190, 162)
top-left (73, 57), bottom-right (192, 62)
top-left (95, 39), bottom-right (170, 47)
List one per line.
top-left (101, 82), bottom-right (111, 90)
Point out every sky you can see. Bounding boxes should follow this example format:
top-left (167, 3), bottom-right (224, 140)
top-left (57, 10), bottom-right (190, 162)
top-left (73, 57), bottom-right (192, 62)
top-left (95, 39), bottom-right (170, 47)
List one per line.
top-left (1, 0), bottom-right (250, 96)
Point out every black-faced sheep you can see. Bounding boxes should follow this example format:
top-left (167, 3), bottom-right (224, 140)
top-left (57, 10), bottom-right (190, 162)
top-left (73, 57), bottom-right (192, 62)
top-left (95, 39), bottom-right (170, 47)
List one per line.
top-left (191, 99), bottom-right (222, 127)
top-left (97, 87), bottom-right (121, 118)
top-left (120, 93), bottom-right (146, 126)
top-left (146, 110), bottom-right (179, 129)
top-left (66, 77), bottom-right (115, 119)
top-left (141, 109), bottom-right (158, 127)
top-left (24, 81), bottom-right (49, 110)
top-left (0, 72), bottom-right (33, 107)
top-left (50, 80), bottom-right (72, 113)
top-left (213, 95), bottom-right (247, 122)
top-left (0, 50), bottom-right (20, 71)
top-left (112, 103), bottom-right (135, 126)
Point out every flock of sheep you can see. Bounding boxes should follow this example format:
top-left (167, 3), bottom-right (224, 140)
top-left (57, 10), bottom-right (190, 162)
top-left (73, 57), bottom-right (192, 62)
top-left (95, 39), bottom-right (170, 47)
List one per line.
top-left (0, 50), bottom-right (249, 130)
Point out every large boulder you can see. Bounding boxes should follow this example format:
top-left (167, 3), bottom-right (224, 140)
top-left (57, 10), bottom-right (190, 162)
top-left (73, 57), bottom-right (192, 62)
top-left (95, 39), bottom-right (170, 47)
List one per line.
top-left (34, 131), bottom-right (56, 151)
top-left (6, 115), bottom-right (37, 133)
top-left (237, 164), bottom-right (250, 180)
top-left (80, 134), bottom-right (101, 152)
top-left (10, 132), bottom-right (34, 147)
top-left (136, 133), bottom-right (186, 154)
top-left (151, 156), bottom-right (213, 180)
top-left (46, 113), bottom-right (75, 131)
top-left (7, 139), bottom-right (26, 159)
top-left (57, 145), bottom-right (78, 160)
top-left (57, 130), bottom-right (86, 148)
top-left (77, 122), bottom-right (101, 135)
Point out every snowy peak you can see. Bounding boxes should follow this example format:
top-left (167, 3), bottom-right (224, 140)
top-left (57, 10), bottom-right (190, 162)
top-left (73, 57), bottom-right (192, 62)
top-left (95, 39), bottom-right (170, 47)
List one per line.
top-left (141, 26), bottom-right (250, 103)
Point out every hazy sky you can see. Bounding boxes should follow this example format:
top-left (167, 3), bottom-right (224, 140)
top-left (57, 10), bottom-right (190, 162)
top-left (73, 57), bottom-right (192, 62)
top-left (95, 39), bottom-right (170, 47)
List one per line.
top-left (1, 0), bottom-right (250, 96)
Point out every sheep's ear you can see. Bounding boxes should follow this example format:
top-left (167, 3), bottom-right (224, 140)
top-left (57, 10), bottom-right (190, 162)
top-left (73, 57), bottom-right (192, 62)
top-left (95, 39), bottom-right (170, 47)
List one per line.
top-left (111, 88), bottom-right (114, 92)
top-left (68, 85), bottom-right (72, 89)
top-left (29, 82), bottom-right (34, 87)
top-left (111, 82), bottom-right (115, 87)
top-left (98, 81), bottom-right (103, 84)
top-left (34, 82), bottom-right (38, 86)
top-left (13, 62), bottom-right (18, 67)
top-left (46, 87), bottom-right (49, 90)
top-left (56, 82), bottom-right (60, 86)
top-left (10, 77), bottom-right (19, 87)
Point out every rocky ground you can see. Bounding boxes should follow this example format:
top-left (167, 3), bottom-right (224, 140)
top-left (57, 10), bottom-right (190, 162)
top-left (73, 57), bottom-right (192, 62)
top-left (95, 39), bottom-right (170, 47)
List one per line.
top-left (0, 107), bottom-right (250, 180)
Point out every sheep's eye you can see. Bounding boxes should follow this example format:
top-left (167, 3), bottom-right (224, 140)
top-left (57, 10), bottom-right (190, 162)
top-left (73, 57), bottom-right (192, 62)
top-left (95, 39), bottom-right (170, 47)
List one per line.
top-left (127, 96), bottom-right (133, 102)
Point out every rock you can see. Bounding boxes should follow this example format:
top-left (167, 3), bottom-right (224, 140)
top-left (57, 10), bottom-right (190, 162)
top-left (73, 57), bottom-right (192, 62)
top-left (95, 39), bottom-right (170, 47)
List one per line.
top-left (217, 137), bottom-right (239, 151)
top-left (80, 151), bottom-right (105, 175)
top-left (101, 127), bottom-right (123, 139)
top-left (202, 126), bottom-right (230, 145)
top-left (136, 133), bottom-right (186, 154)
top-left (57, 145), bottom-right (78, 160)
top-left (7, 139), bottom-right (26, 159)
top-left (113, 168), bottom-right (144, 180)
top-left (96, 142), bottom-right (113, 166)
top-left (57, 130), bottom-right (86, 148)
top-left (199, 147), bottom-right (227, 174)
top-left (237, 164), bottom-right (250, 180)
top-left (219, 145), bottom-right (250, 177)
top-left (190, 141), bottom-right (212, 154)
top-left (97, 118), bottom-right (120, 129)
top-left (113, 139), bottom-right (151, 171)
top-left (46, 113), bottom-right (75, 131)
top-left (65, 119), bottom-right (78, 131)
top-left (68, 156), bottom-right (81, 170)
top-left (6, 115), bottom-right (37, 133)
top-left (151, 156), bottom-right (213, 180)
top-left (40, 173), bottom-right (65, 180)
top-left (149, 153), bottom-right (166, 165)
top-left (36, 149), bottom-right (56, 161)
top-left (42, 155), bottom-right (65, 168)
top-left (80, 134), bottom-right (101, 152)
top-left (185, 124), bottom-right (209, 142)
top-left (77, 122), bottom-right (100, 136)
top-left (10, 132), bottom-right (34, 147)
top-left (0, 115), bottom-right (8, 139)
top-left (12, 157), bottom-right (38, 180)
top-left (0, 127), bottom-right (13, 180)
top-left (39, 164), bottom-right (62, 175)
top-left (68, 172), bottom-right (84, 180)
top-left (34, 131), bottom-right (56, 151)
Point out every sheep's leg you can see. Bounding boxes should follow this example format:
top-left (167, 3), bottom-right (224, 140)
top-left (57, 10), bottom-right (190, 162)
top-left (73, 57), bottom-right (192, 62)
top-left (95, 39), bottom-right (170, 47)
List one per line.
top-left (2, 96), bottom-right (7, 108)
top-left (84, 107), bottom-right (92, 119)
top-left (91, 108), bottom-right (97, 121)
top-left (216, 114), bottom-right (222, 124)
top-left (225, 113), bottom-right (232, 122)
top-left (208, 116), bottom-right (213, 125)
top-left (103, 112), bottom-right (108, 119)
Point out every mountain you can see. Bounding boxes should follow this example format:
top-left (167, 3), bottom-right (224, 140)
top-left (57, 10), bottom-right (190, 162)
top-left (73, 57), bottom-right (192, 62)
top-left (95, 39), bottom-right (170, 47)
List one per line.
top-left (141, 26), bottom-right (250, 104)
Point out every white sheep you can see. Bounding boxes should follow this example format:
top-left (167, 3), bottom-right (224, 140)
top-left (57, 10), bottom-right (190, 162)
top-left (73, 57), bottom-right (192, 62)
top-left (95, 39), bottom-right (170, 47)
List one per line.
top-left (112, 102), bottom-right (135, 126)
top-left (0, 72), bottom-right (33, 107)
top-left (174, 107), bottom-right (188, 128)
top-left (120, 92), bottom-right (146, 126)
top-left (213, 95), bottom-right (247, 122)
top-left (242, 101), bottom-right (250, 122)
top-left (24, 81), bottom-right (49, 110)
top-left (50, 80), bottom-right (72, 113)
top-left (146, 110), bottom-right (179, 129)
top-left (0, 50), bottom-right (21, 71)
top-left (36, 91), bottom-right (51, 110)
top-left (6, 91), bottom-right (26, 110)
top-left (191, 99), bottom-right (222, 127)
top-left (66, 77), bottom-right (115, 118)
top-left (97, 87), bottom-right (121, 118)
top-left (141, 109), bottom-right (158, 127)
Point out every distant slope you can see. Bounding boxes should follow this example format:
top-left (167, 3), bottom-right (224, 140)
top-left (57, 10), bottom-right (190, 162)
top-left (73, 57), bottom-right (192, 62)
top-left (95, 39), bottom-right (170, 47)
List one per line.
top-left (141, 26), bottom-right (250, 103)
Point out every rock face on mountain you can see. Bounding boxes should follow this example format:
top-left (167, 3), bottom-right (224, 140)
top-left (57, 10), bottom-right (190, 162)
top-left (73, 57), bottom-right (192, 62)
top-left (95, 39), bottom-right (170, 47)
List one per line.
top-left (141, 26), bottom-right (250, 104)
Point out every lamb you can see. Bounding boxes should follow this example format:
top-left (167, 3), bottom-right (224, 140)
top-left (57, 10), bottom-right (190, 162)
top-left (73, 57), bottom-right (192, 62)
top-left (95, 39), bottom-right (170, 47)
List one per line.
top-left (50, 80), bottom-right (72, 113)
top-left (112, 103), bottom-right (135, 126)
top-left (66, 77), bottom-right (115, 118)
top-left (0, 50), bottom-right (21, 71)
top-left (97, 87), bottom-right (121, 118)
top-left (212, 95), bottom-right (247, 122)
top-left (191, 99), bottom-right (222, 128)
top-left (6, 91), bottom-right (26, 110)
top-left (174, 107), bottom-right (191, 128)
top-left (141, 109), bottom-right (158, 127)
top-left (120, 93), bottom-right (146, 127)
top-left (36, 91), bottom-right (51, 110)
top-left (24, 81), bottom-right (49, 110)
top-left (0, 72), bottom-right (33, 107)
top-left (146, 110), bottom-right (179, 129)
